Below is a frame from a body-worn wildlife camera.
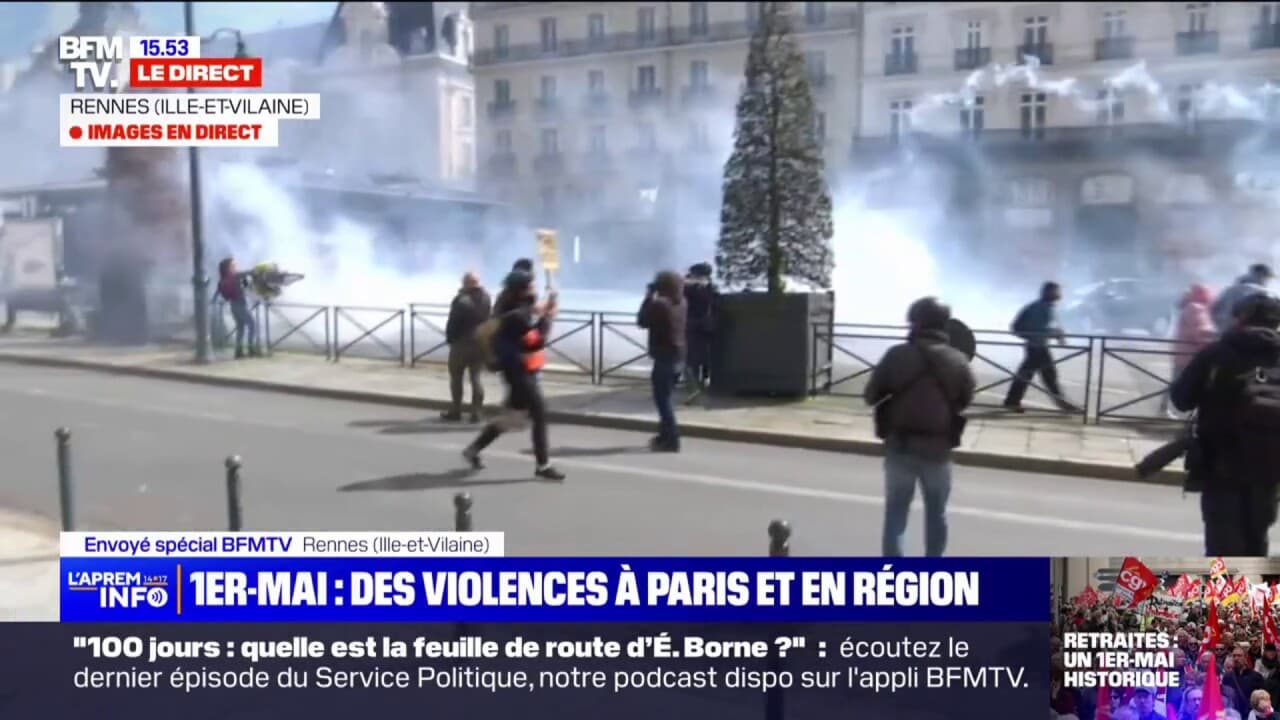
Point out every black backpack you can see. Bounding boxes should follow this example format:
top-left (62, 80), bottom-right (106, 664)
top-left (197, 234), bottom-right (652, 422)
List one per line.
top-left (1209, 363), bottom-right (1280, 484)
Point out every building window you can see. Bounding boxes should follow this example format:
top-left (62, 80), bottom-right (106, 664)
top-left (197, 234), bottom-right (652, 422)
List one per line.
top-left (746, 2), bottom-right (763, 31)
top-left (1177, 84), bottom-right (1199, 126)
top-left (589, 125), bottom-right (607, 154)
top-left (459, 142), bottom-right (473, 176)
top-left (494, 25), bottom-right (509, 58)
top-left (813, 112), bottom-right (826, 143)
top-left (588, 13), bottom-right (605, 44)
top-left (540, 128), bottom-right (559, 155)
top-left (1263, 3), bottom-right (1280, 26)
top-left (1020, 92), bottom-right (1047, 139)
top-left (804, 51), bottom-right (826, 85)
top-left (1024, 16), bottom-right (1049, 46)
top-left (890, 25), bottom-right (915, 56)
top-left (495, 129), bottom-right (512, 152)
top-left (690, 120), bottom-right (709, 149)
top-left (494, 78), bottom-right (511, 103)
top-left (637, 65), bottom-right (657, 92)
top-left (639, 122), bottom-right (657, 149)
top-left (638, 7), bottom-right (658, 43)
top-left (588, 69), bottom-right (606, 96)
top-left (1186, 3), bottom-right (1209, 33)
top-left (540, 18), bottom-right (558, 52)
top-left (805, 2), bottom-right (827, 26)
top-left (690, 2), bottom-right (709, 36)
top-left (960, 95), bottom-right (984, 135)
top-left (458, 97), bottom-right (473, 128)
top-left (690, 60), bottom-right (709, 88)
top-left (539, 75), bottom-right (557, 100)
top-left (964, 20), bottom-right (983, 48)
top-left (1097, 88), bottom-right (1124, 126)
top-left (1102, 9), bottom-right (1126, 38)
top-left (889, 99), bottom-right (912, 140)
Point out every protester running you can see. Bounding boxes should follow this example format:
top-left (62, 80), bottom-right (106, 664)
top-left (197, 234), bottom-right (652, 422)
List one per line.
top-left (1005, 281), bottom-right (1076, 413)
top-left (462, 270), bottom-right (565, 481)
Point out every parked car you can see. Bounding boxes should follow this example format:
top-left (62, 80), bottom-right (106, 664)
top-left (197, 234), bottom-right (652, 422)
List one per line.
top-left (1058, 278), bottom-right (1181, 337)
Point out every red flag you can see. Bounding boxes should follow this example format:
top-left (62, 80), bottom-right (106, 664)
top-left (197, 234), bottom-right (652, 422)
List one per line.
top-left (1203, 600), bottom-right (1221, 654)
top-left (1266, 608), bottom-right (1280, 648)
top-left (1075, 585), bottom-right (1100, 608)
top-left (1210, 557), bottom-right (1228, 579)
top-left (1115, 557), bottom-right (1159, 608)
top-left (1201, 654), bottom-right (1227, 719)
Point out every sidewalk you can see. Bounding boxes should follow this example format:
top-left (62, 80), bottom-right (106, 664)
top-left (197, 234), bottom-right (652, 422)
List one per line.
top-left (0, 333), bottom-right (1184, 484)
top-left (0, 508), bottom-right (59, 621)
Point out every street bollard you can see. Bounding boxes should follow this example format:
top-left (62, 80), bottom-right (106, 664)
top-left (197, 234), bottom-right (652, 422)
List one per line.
top-left (454, 493), bottom-right (473, 532)
top-left (766, 519), bottom-right (790, 720)
top-left (768, 519), bottom-right (791, 557)
top-left (225, 456), bottom-right (243, 532)
top-left (54, 428), bottom-right (75, 531)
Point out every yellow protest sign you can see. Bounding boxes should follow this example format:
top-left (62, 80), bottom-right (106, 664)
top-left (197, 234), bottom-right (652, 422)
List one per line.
top-left (536, 229), bottom-right (560, 271)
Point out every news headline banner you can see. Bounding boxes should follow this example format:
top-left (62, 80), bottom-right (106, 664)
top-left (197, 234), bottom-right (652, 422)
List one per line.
top-left (1061, 631), bottom-right (1181, 691)
top-left (59, 555), bottom-right (1048, 623)
top-left (58, 94), bottom-right (320, 148)
top-left (0, 622), bottom-right (1048, 720)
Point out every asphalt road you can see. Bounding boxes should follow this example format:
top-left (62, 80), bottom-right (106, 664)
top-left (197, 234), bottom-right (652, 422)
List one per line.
top-left (0, 364), bottom-right (1225, 556)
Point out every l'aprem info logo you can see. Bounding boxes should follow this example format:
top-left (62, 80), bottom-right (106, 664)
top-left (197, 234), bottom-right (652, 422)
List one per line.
top-left (57, 35), bottom-right (320, 148)
top-left (66, 570), bottom-right (171, 610)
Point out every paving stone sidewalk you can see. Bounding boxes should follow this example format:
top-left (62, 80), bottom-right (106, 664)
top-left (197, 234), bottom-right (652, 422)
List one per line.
top-left (0, 333), bottom-right (1183, 482)
top-left (0, 508), bottom-right (59, 621)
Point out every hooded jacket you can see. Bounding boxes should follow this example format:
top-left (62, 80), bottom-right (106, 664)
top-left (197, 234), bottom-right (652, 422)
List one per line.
top-left (1176, 284), bottom-right (1216, 376)
top-left (1213, 275), bottom-right (1270, 332)
top-left (638, 272), bottom-right (687, 363)
top-left (865, 329), bottom-right (977, 460)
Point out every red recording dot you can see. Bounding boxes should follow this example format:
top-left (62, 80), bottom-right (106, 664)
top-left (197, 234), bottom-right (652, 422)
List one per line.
top-left (68, 126), bottom-right (83, 140)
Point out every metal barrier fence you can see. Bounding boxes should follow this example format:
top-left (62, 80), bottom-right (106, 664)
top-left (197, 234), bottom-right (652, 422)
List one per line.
top-left (204, 302), bottom-right (1189, 425)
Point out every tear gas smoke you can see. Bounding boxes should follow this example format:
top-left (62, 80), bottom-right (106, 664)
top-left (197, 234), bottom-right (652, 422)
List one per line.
top-left (2, 28), bottom-right (1277, 329)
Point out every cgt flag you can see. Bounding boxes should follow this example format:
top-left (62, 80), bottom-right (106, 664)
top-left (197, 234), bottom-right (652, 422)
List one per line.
top-left (1114, 557), bottom-right (1159, 609)
top-left (1210, 557), bottom-right (1228, 580)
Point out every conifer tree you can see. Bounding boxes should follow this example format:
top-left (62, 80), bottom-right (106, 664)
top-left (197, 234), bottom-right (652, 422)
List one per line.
top-left (717, 1), bottom-right (834, 293)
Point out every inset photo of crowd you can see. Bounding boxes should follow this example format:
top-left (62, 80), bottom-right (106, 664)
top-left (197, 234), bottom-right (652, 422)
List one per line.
top-left (1053, 557), bottom-right (1280, 720)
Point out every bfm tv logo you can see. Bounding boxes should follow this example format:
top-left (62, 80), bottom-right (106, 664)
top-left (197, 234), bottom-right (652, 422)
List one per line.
top-left (67, 571), bottom-right (171, 609)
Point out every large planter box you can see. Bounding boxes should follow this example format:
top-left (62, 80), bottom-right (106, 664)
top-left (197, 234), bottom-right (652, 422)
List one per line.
top-left (710, 291), bottom-right (834, 397)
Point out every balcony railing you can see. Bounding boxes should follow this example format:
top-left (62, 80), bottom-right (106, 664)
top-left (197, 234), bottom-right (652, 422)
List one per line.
top-left (953, 47), bottom-right (991, 71)
top-left (884, 52), bottom-right (917, 76)
top-left (533, 97), bottom-right (561, 118)
top-left (472, 7), bottom-right (860, 65)
top-left (1175, 31), bottom-right (1219, 55)
top-left (680, 85), bottom-right (717, 106)
top-left (628, 88), bottom-right (663, 109)
top-left (486, 100), bottom-right (516, 119)
top-left (1017, 42), bottom-right (1054, 65)
top-left (1251, 23), bottom-right (1280, 50)
top-left (1095, 36), bottom-right (1135, 61)
top-left (583, 93), bottom-right (611, 114)
top-left (485, 152), bottom-right (517, 176)
top-left (533, 153), bottom-right (565, 174)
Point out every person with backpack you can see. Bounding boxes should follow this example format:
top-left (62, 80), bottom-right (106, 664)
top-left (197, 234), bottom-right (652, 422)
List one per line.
top-left (864, 297), bottom-right (975, 557)
top-left (1004, 281), bottom-right (1074, 412)
top-left (441, 272), bottom-right (491, 423)
top-left (1170, 292), bottom-right (1280, 556)
top-left (461, 270), bottom-right (565, 481)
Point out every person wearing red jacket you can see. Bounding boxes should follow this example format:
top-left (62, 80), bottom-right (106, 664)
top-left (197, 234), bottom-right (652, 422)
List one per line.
top-left (1162, 284), bottom-right (1216, 417)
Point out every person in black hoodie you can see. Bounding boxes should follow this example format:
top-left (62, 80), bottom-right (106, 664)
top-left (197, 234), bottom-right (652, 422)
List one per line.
top-left (1171, 292), bottom-right (1280, 556)
top-left (683, 262), bottom-right (716, 391)
top-left (462, 271), bottom-right (565, 481)
top-left (441, 272), bottom-right (491, 422)
top-left (638, 270), bottom-right (687, 452)
top-left (493, 258), bottom-right (535, 316)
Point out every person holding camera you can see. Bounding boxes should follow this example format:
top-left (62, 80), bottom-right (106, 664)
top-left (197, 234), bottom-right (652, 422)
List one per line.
top-left (462, 270), bottom-right (565, 481)
top-left (865, 297), bottom-right (975, 557)
top-left (638, 271), bottom-right (687, 452)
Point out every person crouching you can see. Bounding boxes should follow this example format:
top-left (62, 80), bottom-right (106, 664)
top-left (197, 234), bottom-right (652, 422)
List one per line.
top-left (638, 271), bottom-right (687, 452)
top-left (461, 271), bottom-right (565, 481)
